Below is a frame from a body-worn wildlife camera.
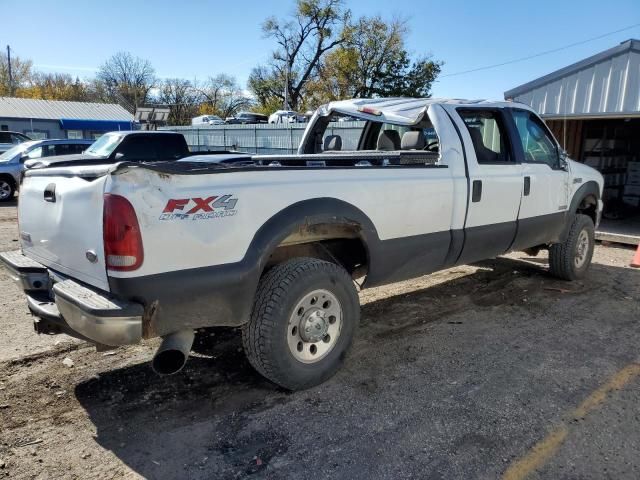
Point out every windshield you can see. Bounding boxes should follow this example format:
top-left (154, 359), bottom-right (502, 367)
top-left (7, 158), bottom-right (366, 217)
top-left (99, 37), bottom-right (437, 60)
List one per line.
top-left (0, 141), bottom-right (38, 162)
top-left (85, 133), bottom-right (123, 157)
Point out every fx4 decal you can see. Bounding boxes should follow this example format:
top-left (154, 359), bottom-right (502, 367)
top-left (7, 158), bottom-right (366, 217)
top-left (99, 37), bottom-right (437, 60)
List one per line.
top-left (159, 195), bottom-right (238, 221)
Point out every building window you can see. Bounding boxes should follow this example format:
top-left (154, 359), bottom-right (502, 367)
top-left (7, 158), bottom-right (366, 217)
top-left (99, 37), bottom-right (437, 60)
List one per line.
top-left (24, 130), bottom-right (49, 140)
top-left (89, 131), bottom-right (104, 140)
top-left (67, 130), bottom-right (83, 139)
top-left (0, 125), bottom-right (8, 131)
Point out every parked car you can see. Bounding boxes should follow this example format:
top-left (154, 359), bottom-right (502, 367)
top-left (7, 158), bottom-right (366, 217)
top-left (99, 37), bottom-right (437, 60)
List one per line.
top-left (225, 112), bottom-right (268, 124)
top-left (0, 138), bottom-right (92, 201)
top-left (191, 115), bottom-right (225, 126)
top-left (268, 110), bottom-right (303, 124)
top-left (0, 131), bottom-right (31, 154)
top-left (24, 131), bottom-right (252, 169)
top-left (336, 115), bottom-right (360, 122)
top-left (2, 98), bottom-right (603, 391)
top-left (24, 131), bottom-right (191, 168)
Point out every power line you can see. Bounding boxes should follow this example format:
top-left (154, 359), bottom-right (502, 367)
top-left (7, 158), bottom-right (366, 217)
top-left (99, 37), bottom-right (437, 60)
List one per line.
top-left (440, 22), bottom-right (640, 78)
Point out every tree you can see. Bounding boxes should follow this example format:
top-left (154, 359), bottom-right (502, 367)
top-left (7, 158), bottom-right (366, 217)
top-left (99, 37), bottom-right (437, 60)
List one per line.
top-left (249, 0), bottom-right (349, 111)
top-left (0, 52), bottom-right (33, 96)
top-left (247, 66), bottom-right (288, 114)
top-left (373, 52), bottom-right (441, 98)
top-left (307, 16), bottom-right (442, 104)
top-left (96, 51), bottom-right (156, 111)
top-left (157, 78), bottom-right (200, 126)
top-left (20, 72), bottom-right (90, 101)
top-left (196, 74), bottom-right (253, 119)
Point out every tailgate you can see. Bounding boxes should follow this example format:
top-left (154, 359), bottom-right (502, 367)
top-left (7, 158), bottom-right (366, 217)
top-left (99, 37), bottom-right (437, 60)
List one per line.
top-left (18, 171), bottom-right (110, 291)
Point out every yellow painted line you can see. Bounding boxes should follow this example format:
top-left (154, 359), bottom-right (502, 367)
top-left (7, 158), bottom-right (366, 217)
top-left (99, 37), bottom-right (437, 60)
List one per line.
top-left (502, 426), bottom-right (568, 480)
top-left (502, 362), bottom-right (640, 480)
top-left (573, 363), bottom-right (640, 419)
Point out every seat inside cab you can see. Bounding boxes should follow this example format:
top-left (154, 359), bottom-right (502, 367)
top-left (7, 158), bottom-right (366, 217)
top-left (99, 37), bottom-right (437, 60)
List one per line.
top-left (319, 113), bottom-right (440, 155)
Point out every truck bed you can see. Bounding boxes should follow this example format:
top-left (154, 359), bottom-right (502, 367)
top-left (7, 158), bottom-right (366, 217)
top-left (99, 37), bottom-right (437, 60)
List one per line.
top-left (98, 150), bottom-right (442, 177)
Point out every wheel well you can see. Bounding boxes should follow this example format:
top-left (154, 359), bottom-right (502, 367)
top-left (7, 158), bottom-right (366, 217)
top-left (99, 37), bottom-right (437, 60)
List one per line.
top-left (266, 223), bottom-right (369, 279)
top-left (577, 194), bottom-right (598, 224)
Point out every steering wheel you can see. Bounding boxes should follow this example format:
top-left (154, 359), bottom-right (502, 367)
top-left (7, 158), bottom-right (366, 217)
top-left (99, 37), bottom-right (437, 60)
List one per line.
top-left (424, 141), bottom-right (439, 152)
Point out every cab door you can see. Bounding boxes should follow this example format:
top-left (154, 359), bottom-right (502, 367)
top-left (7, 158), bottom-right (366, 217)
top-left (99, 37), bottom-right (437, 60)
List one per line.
top-left (443, 106), bottom-right (524, 264)
top-left (508, 109), bottom-right (570, 250)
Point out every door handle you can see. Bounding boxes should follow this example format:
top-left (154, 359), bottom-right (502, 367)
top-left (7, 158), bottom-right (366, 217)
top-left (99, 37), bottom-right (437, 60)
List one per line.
top-left (44, 183), bottom-right (56, 203)
top-left (524, 176), bottom-right (531, 196)
top-left (472, 180), bottom-right (482, 202)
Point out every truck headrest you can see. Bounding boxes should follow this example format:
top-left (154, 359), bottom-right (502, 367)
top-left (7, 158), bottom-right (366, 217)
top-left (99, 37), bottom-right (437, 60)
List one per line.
top-left (323, 135), bottom-right (342, 151)
top-left (401, 131), bottom-right (426, 150)
top-left (377, 130), bottom-right (401, 151)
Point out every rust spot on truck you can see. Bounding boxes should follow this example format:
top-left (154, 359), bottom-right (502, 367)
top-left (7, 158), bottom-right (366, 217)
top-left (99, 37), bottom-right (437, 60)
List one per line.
top-left (142, 300), bottom-right (160, 339)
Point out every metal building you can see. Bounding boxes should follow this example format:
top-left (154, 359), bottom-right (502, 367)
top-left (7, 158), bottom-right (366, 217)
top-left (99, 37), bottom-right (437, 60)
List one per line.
top-left (505, 39), bottom-right (640, 242)
top-left (0, 97), bottom-right (134, 140)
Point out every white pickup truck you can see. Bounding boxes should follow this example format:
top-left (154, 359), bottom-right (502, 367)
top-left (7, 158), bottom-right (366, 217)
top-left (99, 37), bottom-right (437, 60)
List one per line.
top-left (1, 98), bottom-right (603, 390)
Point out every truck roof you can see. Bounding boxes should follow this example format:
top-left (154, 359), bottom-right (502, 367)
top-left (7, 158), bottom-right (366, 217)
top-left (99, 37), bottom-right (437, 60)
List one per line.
top-left (103, 130), bottom-right (183, 135)
top-left (319, 97), bottom-right (534, 125)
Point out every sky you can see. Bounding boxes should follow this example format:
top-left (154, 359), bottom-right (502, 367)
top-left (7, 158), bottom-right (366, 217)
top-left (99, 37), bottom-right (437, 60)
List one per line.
top-left (3, 0), bottom-right (640, 101)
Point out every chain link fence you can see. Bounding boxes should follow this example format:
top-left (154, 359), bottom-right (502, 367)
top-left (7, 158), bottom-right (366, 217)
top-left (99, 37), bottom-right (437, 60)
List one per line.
top-left (161, 121), bottom-right (365, 154)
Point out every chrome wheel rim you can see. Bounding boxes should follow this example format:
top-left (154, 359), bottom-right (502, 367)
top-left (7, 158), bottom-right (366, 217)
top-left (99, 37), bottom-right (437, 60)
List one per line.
top-left (575, 229), bottom-right (590, 268)
top-left (287, 289), bottom-right (342, 364)
top-left (0, 181), bottom-right (11, 200)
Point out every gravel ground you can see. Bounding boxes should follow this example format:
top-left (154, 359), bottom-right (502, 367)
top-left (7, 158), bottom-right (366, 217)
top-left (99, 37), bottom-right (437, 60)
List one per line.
top-left (0, 201), bottom-right (78, 363)
top-left (0, 202), bottom-right (639, 479)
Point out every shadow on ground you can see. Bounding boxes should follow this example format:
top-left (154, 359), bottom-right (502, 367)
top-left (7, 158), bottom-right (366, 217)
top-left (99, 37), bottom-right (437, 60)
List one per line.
top-left (73, 255), bottom-right (638, 479)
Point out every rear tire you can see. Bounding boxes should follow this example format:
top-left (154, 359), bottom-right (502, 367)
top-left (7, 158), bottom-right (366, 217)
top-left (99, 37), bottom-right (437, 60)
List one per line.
top-left (549, 214), bottom-right (595, 280)
top-left (242, 257), bottom-right (359, 390)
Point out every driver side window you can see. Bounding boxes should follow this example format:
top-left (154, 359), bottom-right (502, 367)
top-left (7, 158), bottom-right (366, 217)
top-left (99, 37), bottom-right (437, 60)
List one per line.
top-left (512, 110), bottom-right (559, 168)
top-left (26, 147), bottom-right (43, 160)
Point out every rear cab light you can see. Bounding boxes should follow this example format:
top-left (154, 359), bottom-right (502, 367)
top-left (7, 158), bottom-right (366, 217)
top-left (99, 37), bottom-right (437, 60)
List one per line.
top-left (103, 194), bottom-right (143, 271)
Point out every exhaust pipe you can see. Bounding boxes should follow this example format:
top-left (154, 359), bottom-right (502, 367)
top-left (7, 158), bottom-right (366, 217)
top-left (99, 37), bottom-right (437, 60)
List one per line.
top-left (152, 329), bottom-right (195, 375)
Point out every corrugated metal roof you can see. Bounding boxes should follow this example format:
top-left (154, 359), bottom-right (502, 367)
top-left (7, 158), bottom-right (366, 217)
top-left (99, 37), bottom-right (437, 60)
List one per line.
top-left (504, 39), bottom-right (640, 118)
top-left (0, 97), bottom-right (133, 121)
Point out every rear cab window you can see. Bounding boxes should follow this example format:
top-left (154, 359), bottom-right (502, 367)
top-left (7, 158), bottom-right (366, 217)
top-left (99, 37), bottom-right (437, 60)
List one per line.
top-left (321, 114), bottom-right (439, 154)
top-left (457, 109), bottom-right (513, 164)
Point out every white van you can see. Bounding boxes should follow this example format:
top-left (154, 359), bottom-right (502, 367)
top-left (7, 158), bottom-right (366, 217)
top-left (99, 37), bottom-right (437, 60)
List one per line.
top-left (191, 115), bottom-right (224, 126)
top-left (268, 110), bottom-right (302, 124)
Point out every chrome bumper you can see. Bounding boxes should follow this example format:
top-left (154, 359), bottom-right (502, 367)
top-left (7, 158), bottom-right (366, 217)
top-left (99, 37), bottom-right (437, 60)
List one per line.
top-left (0, 250), bottom-right (143, 346)
top-left (0, 250), bottom-right (50, 291)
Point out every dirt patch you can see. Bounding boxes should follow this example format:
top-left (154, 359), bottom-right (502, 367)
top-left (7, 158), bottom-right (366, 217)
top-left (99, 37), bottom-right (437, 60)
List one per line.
top-left (0, 200), bottom-right (638, 478)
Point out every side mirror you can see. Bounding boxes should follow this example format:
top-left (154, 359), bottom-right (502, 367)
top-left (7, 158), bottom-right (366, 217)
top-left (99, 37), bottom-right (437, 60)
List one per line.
top-left (114, 152), bottom-right (125, 161)
top-left (559, 149), bottom-right (569, 170)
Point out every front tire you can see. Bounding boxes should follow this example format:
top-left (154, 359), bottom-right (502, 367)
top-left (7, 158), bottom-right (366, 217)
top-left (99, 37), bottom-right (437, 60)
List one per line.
top-left (549, 214), bottom-right (595, 280)
top-left (242, 257), bottom-right (360, 390)
top-left (0, 177), bottom-right (15, 202)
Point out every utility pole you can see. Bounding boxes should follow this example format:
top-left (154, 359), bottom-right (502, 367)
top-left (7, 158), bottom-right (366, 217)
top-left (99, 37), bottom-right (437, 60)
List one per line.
top-left (6, 45), bottom-right (13, 96)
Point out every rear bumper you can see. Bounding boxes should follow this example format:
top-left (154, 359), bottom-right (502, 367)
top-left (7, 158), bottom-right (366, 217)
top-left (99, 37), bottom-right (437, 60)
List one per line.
top-left (0, 250), bottom-right (143, 346)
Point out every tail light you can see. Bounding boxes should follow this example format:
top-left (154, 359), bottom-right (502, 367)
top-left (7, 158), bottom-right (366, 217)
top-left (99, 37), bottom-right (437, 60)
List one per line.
top-left (103, 194), bottom-right (143, 271)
